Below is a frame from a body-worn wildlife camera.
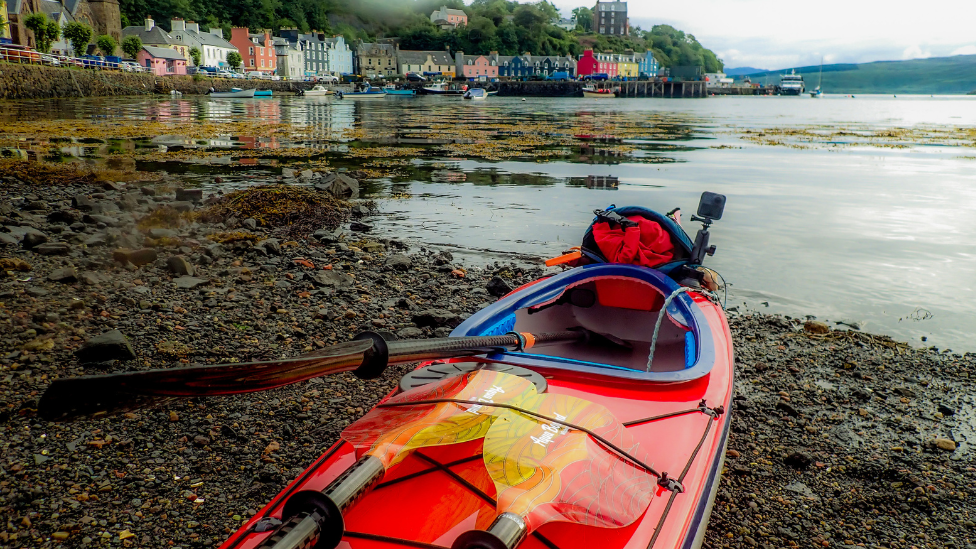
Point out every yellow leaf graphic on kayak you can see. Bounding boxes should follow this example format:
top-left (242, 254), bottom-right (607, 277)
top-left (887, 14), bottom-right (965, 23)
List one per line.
top-left (483, 394), bottom-right (655, 531)
top-left (342, 370), bottom-right (537, 468)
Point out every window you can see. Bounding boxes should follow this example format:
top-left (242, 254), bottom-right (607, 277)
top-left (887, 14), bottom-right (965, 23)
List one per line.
top-left (249, 47), bottom-right (254, 55)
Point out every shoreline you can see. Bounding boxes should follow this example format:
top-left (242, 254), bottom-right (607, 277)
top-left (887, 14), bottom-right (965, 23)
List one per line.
top-left (0, 173), bottom-right (972, 548)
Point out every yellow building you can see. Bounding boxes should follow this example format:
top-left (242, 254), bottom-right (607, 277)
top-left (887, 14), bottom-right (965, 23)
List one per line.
top-left (615, 53), bottom-right (638, 78)
top-left (398, 50), bottom-right (455, 78)
top-left (1, 1), bottom-right (11, 41)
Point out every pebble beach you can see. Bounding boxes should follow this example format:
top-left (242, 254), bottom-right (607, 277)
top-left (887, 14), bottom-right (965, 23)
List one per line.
top-left (0, 168), bottom-right (972, 549)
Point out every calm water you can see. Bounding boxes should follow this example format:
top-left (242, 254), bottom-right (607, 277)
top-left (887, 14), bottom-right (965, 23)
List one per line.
top-left (3, 94), bottom-right (975, 351)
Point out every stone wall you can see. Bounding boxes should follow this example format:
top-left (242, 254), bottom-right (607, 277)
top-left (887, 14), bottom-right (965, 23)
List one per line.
top-left (0, 63), bottom-right (312, 100)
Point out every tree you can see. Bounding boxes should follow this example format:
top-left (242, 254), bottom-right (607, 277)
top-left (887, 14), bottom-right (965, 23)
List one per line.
top-left (227, 51), bottom-right (242, 70)
top-left (189, 46), bottom-right (202, 66)
top-left (572, 7), bottom-right (592, 32)
top-left (121, 35), bottom-right (142, 59)
top-left (96, 35), bottom-right (117, 57)
top-left (63, 22), bottom-right (94, 58)
top-left (24, 13), bottom-right (59, 53)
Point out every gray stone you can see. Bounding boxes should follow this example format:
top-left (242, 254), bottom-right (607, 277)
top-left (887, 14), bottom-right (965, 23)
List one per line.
top-left (175, 188), bottom-right (203, 203)
top-left (84, 214), bottom-right (121, 227)
top-left (243, 218), bottom-right (258, 230)
top-left (82, 233), bottom-right (108, 247)
top-left (384, 254), bottom-right (412, 271)
top-left (78, 272), bottom-right (103, 285)
top-left (89, 201), bottom-right (120, 215)
top-left (113, 248), bottom-right (157, 266)
top-left (317, 173), bottom-right (360, 199)
top-left (299, 169), bottom-right (315, 180)
top-left (350, 221), bottom-right (372, 232)
top-left (22, 230), bottom-right (49, 249)
top-left (75, 329), bottom-right (137, 364)
top-left (309, 270), bottom-right (354, 289)
top-left (166, 256), bottom-right (195, 276)
top-left (412, 309), bottom-right (461, 328)
top-left (433, 327), bottom-right (453, 338)
top-left (48, 267), bottom-right (78, 283)
top-left (34, 242), bottom-right (70, 255)
top-left (486, 276), bottom-right (513, 297)
top-left (396, 327), bottom-right (424, 339)
top-left (170, 201), bottom-right (195, 213)
top-left (205, 243), bottom-right (225, 258)
top-left (48, 209), bottom-right (83, 224)
top-left (282, 168), bottom-right (297, 179)
top-left (0, 232), bottom-right (19, 247)
top-left (174, 276), bottom-right (209, 289)
top-left (257, 238), bottom-right (280, 256)
top-left (147, 228), bottom-right (179, 239)
top-left (313, 229), bottom-right (342, 243)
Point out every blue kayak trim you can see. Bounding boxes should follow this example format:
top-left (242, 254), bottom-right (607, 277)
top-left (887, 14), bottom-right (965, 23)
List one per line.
top-left (451, 264), bottom-right (716, 382)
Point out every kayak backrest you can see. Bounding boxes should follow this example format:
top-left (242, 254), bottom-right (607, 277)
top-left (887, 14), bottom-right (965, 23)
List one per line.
top-left (580, 205), bottom-right (695, 275)
top-left (452, 264), bottom-right (716, 383)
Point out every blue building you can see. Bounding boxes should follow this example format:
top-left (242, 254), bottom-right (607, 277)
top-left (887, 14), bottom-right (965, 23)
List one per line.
top-left (637, 50), bottom-right (660, 77)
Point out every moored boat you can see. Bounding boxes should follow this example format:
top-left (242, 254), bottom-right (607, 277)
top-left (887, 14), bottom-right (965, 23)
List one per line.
top-left (300, 85), bottom-right (334, 97)
top-left (779, 69), bottom-right (805, 95)
top-left (207, 88), bottom-right (256, 98)
top-left (462, 88), bottom-right (487, 100)
top-left (254, 90), bottom-right (273, 97)
top-left (341, 83), bottom-right (387, 99)
top-left (583, 87), bottom-right (616, 98)
top-left (383, 84), bottom-right (418, 96)
top-left (424, 82), bottom-right (469, 95)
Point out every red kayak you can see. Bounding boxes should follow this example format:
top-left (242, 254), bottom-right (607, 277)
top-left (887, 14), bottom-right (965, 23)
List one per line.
top-left (220, 258), bottom-right (734, 549)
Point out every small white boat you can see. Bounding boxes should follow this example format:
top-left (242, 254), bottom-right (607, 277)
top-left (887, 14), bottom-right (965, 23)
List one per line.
top-left (208, 88), bottom-right (256, 98)
top-left (301, 85), bottom-right (334, 97)
top-left (462, 88), bottom-right (487, 100)
top-left (423, 82), bottom-right (467, 95)
top-left (582, 87), bottom-right (616, 98)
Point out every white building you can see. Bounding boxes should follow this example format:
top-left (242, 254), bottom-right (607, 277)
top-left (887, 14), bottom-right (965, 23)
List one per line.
top-left (704, 72), bottom-right (734, 89)
top-left (169, 19), bottom-right (237, 68)
top-left (323, 35), bottom-right (352, 75)
top-left (274, 37), bottom-right (304, 80)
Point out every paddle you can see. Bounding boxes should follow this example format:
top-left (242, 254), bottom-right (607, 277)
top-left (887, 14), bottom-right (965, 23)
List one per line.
top-left (38, 330), bottom-right (590, 421)
top-left (258, 370), bottom-right (539, 549)
top-left (453, 393), bottom-right (658, 549)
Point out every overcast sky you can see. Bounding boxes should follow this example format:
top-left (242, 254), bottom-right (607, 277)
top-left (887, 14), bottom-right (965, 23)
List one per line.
top-left (549, 0), bottom-right (976, 69)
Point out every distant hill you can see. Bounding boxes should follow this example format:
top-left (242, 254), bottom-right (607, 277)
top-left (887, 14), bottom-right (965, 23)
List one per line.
top-left (724, 67), bottom-right (766, 76)
top-left (738, 55), bottom-right (976, 94)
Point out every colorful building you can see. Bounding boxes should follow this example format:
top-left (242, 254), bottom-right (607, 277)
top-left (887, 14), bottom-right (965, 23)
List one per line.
top-left (122, 17), bottom-right (189, 61)
top-left (279, 29), bottom-right (326, 77)
top-left (577, 50), bottom-right (618, 78)
top-left (429, 5), bottom-right (467, 29)
top-left (138, 45), bottom-right (186, 75)
top-left (615, 52), bottom-right (638, 78)
top-left (398, 50), bottom-right (454, 77)
top-left (356, 41), bottom-right (398, 78)
top-left (230, 27), bottom-right (276, 74)
top-left (537, 55), bottom-right (577, 78)
top-left (637, 50), bottom-right (659, 77)
top-left (455, 52), bottom-right (498, 80)
top-left (323, 35), bottom-right (352, 75)
top-left (170, 19), bottom-right (237, 68)
top-left (273, 37), bottom-right (303, 80)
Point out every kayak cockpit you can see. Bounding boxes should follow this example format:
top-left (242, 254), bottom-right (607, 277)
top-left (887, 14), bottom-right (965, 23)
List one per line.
top-left (452, 263), bottom-right (716, 382)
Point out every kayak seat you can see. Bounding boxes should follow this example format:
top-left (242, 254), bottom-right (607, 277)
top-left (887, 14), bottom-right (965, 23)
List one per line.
top-left (453, 264), bottom-right (716, 383)
top-left (580, 206), bottom-right (695, 277)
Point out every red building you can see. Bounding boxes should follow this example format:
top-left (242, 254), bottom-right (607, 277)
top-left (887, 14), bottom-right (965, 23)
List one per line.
top-left (577, 50), bottom-right (618, 78)
top-left (230, 28), bottom-right (277, 73)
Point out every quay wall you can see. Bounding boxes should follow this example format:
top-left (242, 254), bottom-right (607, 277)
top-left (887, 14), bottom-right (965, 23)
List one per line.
top-left (0, 63), bottom-right (309, 100)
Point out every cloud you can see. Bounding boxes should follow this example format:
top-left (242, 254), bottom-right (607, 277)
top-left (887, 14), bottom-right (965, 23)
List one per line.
top-left (951, 45), bottom-right (976, 56)
top-left (902, 45), bottom-right (932, 60)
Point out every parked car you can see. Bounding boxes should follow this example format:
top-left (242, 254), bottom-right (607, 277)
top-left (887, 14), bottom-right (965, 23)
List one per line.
top-left (246, 71), bottom-right (270, 79)
top-left (0, 44), bottom-right (42, 64)
top-left (312, 74), bottom-right (339, 83)
top-left (547, 71), bottom-right (570, 81)
top-left (216, 70), bottom-right (233, 78)
top-left (40, 54), bottom-right (61, 67)
top-left (121, 61), bottom-right (143, 72)
top-left (405, 72), bottom-right (427, 82)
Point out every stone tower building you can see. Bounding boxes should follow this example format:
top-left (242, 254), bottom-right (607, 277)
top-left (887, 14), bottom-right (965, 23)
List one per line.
top-left (7, 0), bottom-right (121, 47)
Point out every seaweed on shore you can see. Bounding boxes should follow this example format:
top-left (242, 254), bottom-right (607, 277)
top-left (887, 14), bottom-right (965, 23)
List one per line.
top-left (198, 185), bottom-right (349, 239)
top-left (0, 159), bottom-right (153, 186)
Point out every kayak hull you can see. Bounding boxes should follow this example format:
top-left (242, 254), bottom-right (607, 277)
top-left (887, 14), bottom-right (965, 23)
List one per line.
top-left (222, 264), bottom-right (734, 549)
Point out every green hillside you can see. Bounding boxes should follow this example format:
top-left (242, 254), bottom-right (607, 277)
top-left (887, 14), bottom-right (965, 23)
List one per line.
top-left (742, 55), bottom-right (976, 94)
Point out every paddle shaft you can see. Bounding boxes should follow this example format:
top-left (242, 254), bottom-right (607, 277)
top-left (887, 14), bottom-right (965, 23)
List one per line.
top-left (39, 330), bottom-right (583, 421)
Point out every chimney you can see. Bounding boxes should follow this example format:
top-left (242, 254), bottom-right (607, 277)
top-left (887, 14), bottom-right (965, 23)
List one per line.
top-left (171, 18), bottom-right (185, 32)
top-left (210, 28), bottom-right (223, 38)
top-left (145, 16), bottom-right (154, 31)
top-left (186, 21), bottom-right (200, 33)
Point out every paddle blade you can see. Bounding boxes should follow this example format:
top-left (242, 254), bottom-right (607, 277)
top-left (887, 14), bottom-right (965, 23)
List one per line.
top-left (39, 339), bottom-right (375, 421)
top-left (343, 370), bottom-right (539, 468)
top-left (483, 394), bottom-right (656, 532)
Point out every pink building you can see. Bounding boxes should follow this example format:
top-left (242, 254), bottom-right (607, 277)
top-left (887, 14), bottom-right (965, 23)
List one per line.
top-left (455, 52), bottom-right (498, 80)
top-left (576, 50), bottom-right (617, 78)
top-left (138, 46), bottom-right (187, 76)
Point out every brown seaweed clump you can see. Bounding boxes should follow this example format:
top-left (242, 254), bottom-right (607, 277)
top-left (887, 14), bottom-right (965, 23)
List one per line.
top-left (0, 159), bottom-right (154, 187)
top-left (199, 185), bottom-right (349, 239)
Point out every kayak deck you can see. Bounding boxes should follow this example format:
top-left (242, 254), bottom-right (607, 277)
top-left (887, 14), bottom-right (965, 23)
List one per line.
top-left (222, 265), bottom-right (733, 549)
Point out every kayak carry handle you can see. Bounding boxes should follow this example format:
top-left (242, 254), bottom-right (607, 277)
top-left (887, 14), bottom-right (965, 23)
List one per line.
top-left (452, 513), bottom-right (528, 549)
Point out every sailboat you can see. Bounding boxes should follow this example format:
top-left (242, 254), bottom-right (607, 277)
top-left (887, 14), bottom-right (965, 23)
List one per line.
top-left (810, 57), bottom-right (823, 97)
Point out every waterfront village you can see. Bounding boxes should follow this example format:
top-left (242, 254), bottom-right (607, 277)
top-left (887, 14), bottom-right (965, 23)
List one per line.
top-left (0, 1), bottom-right (686, 83)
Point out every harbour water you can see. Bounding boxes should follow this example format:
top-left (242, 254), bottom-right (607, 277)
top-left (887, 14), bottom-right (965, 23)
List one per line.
top-left (2, 94), bottom-right (974, 351)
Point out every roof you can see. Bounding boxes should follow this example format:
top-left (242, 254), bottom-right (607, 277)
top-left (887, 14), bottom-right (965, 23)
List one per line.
top-left (122, 25), bottom-right (179, 46)
top-left (358, 42), bottom-right (396, 56)
top-left (143, 46), bottom-right (185, 60)
top-left (432, 6), bottom-right (467, 17)
top-left (398, 50), bottom-right (452, 65)
top-left (191, 29), bottom-right (235, 49)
